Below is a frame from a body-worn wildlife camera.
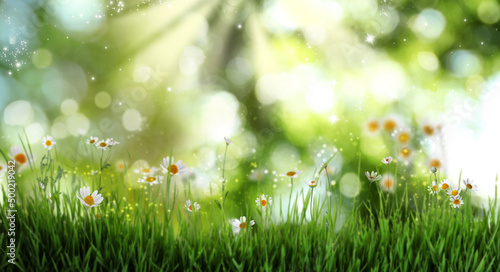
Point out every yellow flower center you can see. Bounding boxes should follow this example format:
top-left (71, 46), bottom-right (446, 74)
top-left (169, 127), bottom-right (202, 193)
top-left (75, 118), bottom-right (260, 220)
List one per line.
top-left (384, 179), bottom-right (393, 189)
top-left (286, 171), bottom-right (296, 177)
top-left (309, 181), bottom-right (316, 187)
top-left (452, 190), bottom-right (458, 196)
top-left (432, 185), bottom-right (437, 191)
top-left (261, 199), bottom-right (267, 206)
top-left (400, 147), bottom-right (411, 158)
top-left (467, 184), bottom-right (473, 190)
top-left (423, 125), bottom-right (435, 136)
top-left (398, 132), bottom-right (410, 143)
top-left (385, 158), bottom-right (390, 162)
top-left (96, 214), bottom-right (101, 219)
top-left (170, 164), bottom-right (179, 175)
top-left (0, 165), bottom-right (2, 170)
top-left (46, 140), bottom-right (52, 146)
top-left (145, 177), bottom-right (156, 182)
top-left (90, 139), bottom-right (96, 144)
top-left (188, 205), bottom-right (192, 211)
top-left (367, 120), bottom-right (379, 132)
top-left (384, 119), bottom-right (397, 131)
top-left (14, 153), bottom-right (27, 164)
top-left (50, 196), bottom-right (53, 201)
top-left (441, 183), bottom-right (449, 190)
top-left (454, 199), bottom-right (460, 205)
top-left (239, 222), bottom-right (247, 229)
top-left (141, 168), bottom-right (151, 173)
top-left (430, 159), bottom-right (441, 168)
top-left (370, 176), bottom-right (373, 179)
top-left (99, 142), bottom-right (107, 147)
top-left (84, 195), bottom-right (94, 206)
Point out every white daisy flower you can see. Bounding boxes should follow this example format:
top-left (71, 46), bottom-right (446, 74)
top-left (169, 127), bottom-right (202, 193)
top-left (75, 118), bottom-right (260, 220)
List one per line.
top-left (10, 146), bottom-right (35, 169)
top-left (224, 137), bottom-right (232, 145)
top-left (439, 179), bottom-right (451, 190)
top-left (185, 200), bottom-right (200, 212)
top-left (447, 185), bottom-right (461, 198)
top-left (231, 216), bottom-right (255, 234)
top-left (138, 175), bottom-right (163, 185)
top-left (398, 147), bottom-right (413, 162)
top-left (427, 181), bottom-right (438, 195)
top-left (96, 139), bottom-right (111, 150)
top-left (107, 138), bottom-right (120, 146)
top-left (0, 163), bottom-right (6, 174)
top-left (382, 116), bottom-right (399, 132)
top-left (86, 136), bottom-right (98, 145)
top-left (380, 174), bottom-right (395, 193)
top-left (77, 186), bottom-right (103, 208)
top-left (381, 156), bottom-right (393, 165)
top-left (42, 135), bottom-right (56, 150)
top-left (462, 178), bottom-right (478, 192)
top-left (48, 193), bottom-right (53, 203)
top-left (450, 195), bottom-right (464, 208)
top-left (396, 130), bottom-right (411, 144)
top-left (364, 118), bottom-right (380, 136)
top-left (134, 166), bottom-right (159, 176)
top-left (161, 156), bottom-right (188, 176)
top-left (304, 180), bottom-right (318, 188)
top-left (255, 194), bottom-right (272, 211)
top-left (280, 170), bottom-right (302, 178)
top-left (365, 171), bottom-right (381, 183)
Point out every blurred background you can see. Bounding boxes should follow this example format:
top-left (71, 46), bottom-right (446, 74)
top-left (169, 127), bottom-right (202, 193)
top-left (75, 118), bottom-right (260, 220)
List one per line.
top-left (1, 0), bottom-right (500, 217)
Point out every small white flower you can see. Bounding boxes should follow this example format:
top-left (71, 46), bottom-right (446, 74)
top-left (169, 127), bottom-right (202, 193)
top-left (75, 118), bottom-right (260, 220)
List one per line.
top-left (48, 193), bottom-right (53, 203)
top-left (365, 171), bottom-right (381, 183)
top-left (280, 170), bottom-right (302, 178)
top-left (231, 216), bottom-right (255, 234)
top-left (255, 194), bottom-right (272, 211)
top-left (138, 175), bottom-right (163, 185)
top-left (10, 146), bottom-right (35, 170)
top-left (161, 156), bottom-right (188, 176)
top-left (107, 138), bottom-right (120, 146)
top-left (380, 174), bottom-right (395, 193)
top-left (96, 139), bottom-right (111, 150)
top-left (450, 195), bottom-right (464, 208)
top-left (42, 135), bottom-right (56, 150)
top-left (40, 183), bottom-right (46, 190)
top-left (134, 166), bottom-right (159, 176)
top-left (76, 186), bottom-right (103, 208)
top-left (381, 156), bottom-right (393, 165)
top-left (462, 178), bottom-right (478, 192)
top-left (224, 137), bottom-right (232, 145)
top-left (439, 179), bottom-right (451, 190)
top-left (86, 136), bottom-right (98, 145)
top-left (0, 163), bottom-right (6, 174)
top-left (90, 170), bottom-right (98, 176)
top-left (447, 185), bottom-right (461, 197)
top-left (427, 181), bottom-right (438, 195)
top-left (185, 200), bottom-right (200, 212)
top-left (304, 180), bottom-right (318, 188)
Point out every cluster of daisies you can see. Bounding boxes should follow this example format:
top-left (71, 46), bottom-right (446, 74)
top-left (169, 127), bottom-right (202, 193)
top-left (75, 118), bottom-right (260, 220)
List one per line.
top-left (364, 156), bottom-right (397, 192)
top-left (364, 115), bottom-right (442, 169)
top-left (86, 136), bottom-right (120, 150)
top-left (428, 177), bottom-right (478, 208)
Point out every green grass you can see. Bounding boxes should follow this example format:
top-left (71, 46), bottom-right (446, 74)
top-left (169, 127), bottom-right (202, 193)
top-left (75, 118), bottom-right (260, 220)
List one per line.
top-left (1, 140), bottom-right (500, 271)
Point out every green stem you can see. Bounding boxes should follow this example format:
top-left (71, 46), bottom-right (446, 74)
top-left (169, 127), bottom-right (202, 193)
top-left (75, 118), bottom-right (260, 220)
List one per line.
top-left (287, 178), bottom-right (294, 220)
top-left (84, 207), bottom-right (88, 233)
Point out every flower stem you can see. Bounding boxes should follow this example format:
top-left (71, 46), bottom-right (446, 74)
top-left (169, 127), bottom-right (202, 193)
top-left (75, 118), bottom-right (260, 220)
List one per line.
top-left (221, 143), bottom-right (229, 226)
top-left (288, 178), bottom-right (293, 220)
top-left (84, 207), bottom-right (88, 233)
